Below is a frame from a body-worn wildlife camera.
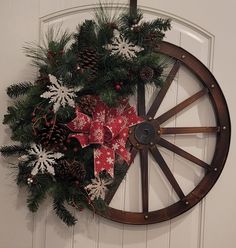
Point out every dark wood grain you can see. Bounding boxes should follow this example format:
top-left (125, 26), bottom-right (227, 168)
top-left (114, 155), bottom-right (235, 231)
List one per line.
top-left (140, 149), bottom-right (149, 212)
top-left (149, 146), bottom-right (185, 199)
top-left (98, 41), bottom-right (231, 225)
top-left (147, 61), bottom-right (181, 118)
top-left (157, 89), bottom-right (207, 124)
top-left (130, 0), bottom-right (137, 15)
top-left (158, 138), bottom-right (211, 170)
top-left (160, 126), bottom-right (219, 134)
top-left (137, 83), bottom-right (146, 116)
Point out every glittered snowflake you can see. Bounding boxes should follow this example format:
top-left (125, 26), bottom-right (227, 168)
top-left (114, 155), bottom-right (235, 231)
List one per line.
top-left (85, 176), bottom-right (112, 200)
top-left (40, 74), bottom-right (77, 113)
top-left (22, 144), bottom-right (63, 175)
top-left (105, 30), bottom-right (144, 59)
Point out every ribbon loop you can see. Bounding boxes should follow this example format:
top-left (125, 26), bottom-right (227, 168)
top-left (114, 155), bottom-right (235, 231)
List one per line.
top-left (67, 96), bottom-right (143, 177)
top-left (104, 116), bottom-right (126, 142)
top-left (89, 121), bottom-right (104, 144)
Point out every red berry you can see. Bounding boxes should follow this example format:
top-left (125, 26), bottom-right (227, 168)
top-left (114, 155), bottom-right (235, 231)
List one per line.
top-left (73, 147), bottom-right (79, 152)
top-left (115, 84), bottom-right (121, 91)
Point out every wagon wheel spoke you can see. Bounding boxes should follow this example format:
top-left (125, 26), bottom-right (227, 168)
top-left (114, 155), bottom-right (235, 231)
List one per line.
top-left (157, 138), bottom-right (211, 170)
top-left (100, 41), bottom-right (230, 225)
top-left (149, 146), bottom-right (185, 199)
top-left (137, 83), bottom-right (146, 116)
top-left (157, 89), bottom-right (208, 124)
top-left (147, 60), bottom-right (181, 118)
top-left (105, 147), bottom-right (138, 204)
top-left (160, 126), bottom-right (219, 135)
top-left (140, 149), bottom-right (149, 212)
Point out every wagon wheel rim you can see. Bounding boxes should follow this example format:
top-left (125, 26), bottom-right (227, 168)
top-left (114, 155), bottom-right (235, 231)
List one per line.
top-left (96, 41), bottom-right (231, 225)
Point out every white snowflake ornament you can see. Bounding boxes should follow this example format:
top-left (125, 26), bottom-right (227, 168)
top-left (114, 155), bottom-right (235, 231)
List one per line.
top-left (85, 176), bottom-right (112, 200)
top-left (40, 74), bottom-right (77, 113)
top-left (26, 144), bottom-right (63, 176)
top-left (105, 30), bottom-right (144, 59)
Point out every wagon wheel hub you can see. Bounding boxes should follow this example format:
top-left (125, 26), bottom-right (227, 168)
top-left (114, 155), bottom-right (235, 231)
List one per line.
top-left (129, 120), bottom-right (161, 148)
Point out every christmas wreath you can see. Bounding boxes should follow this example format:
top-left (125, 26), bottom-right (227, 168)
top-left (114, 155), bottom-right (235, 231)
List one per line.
top-left (0, 5), bottom-right (171, 226)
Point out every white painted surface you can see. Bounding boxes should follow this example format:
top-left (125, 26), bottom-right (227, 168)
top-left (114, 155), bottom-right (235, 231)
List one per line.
top-left (0, 1), bottom-right (235, 248)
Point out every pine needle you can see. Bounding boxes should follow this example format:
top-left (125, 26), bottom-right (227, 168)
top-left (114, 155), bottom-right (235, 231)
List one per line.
top-left (7, 82), bottom-right (33, 98)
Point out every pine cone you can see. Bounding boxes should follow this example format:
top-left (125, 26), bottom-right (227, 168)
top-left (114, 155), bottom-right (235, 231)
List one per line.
top-left (144, 32), bottom-right (162, 48)
top-left (140, 66), bottom-right (154, 81)
top-left (37, 123), bottom-right (68, 152)
top-left (77, 48), bottom-right (99, 79)
top-left (55, 159), bottom-right (86, 182)
top-left (77, 95), bottom-right (97, 115)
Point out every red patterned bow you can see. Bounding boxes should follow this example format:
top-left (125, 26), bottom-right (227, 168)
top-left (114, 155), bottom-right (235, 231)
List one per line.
top-left (67, 96), bottom-right (143, 177)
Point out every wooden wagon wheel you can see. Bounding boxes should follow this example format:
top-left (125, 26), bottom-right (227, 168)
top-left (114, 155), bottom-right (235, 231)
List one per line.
top-left (96, 41), bottom-right (231, 224)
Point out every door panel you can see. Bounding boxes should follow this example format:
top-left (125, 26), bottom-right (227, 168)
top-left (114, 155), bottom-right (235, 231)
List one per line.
top-left (0, 1), bottom-right (235, 248)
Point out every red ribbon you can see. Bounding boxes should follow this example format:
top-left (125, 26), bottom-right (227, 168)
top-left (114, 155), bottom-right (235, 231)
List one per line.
top-left (67, 96), bottom-right (143, 177)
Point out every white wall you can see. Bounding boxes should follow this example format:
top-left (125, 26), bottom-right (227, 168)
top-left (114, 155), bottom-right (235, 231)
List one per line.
top-left (0, 1), bottom-right (235, 248)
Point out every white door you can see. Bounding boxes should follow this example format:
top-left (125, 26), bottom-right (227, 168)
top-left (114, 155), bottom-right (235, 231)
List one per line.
top-left (0, 1), bottom-right (235, 248)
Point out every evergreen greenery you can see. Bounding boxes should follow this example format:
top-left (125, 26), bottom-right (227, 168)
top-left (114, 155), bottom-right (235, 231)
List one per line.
top-left (0, 4), bottom-right (171, 226)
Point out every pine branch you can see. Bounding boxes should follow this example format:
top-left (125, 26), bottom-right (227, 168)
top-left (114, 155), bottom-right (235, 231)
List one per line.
top-left (53, 199), bottom-right (77, 226)
top-left (27, 186), bottom-right (47, 212)
top-left (120, 8), bottom-right (143, 27)
top-left (11, 124), bottom-right (34, 143)
top-left (45, 26), bottom-right (72, 50)
top-left (93, 198), bottom-right (107, 213)
top-left (149, 18), bottom-right (171, 31)
top-left (0, 144), bottom-right (29, 157)
top-left (56, 105), bottom-right (75, 123)
top-left (74, 20), bottom-right (98, 50)
top-left (7, 82), bottom-right (33, 98)
top-left (27, 174), bottom-right (54, 212)
top-left (24, 27), bottom-right (72, 68)
top-left (51, 182), bottom-right (78, 226)
top-left (94, 2), bottom-right (122, 27)
top-left (17, 161), bottom-right (33, 185)
top-left (3, 99), bottom-right (32, 125)
top-left (23, 42), bottom-right (48, 67)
